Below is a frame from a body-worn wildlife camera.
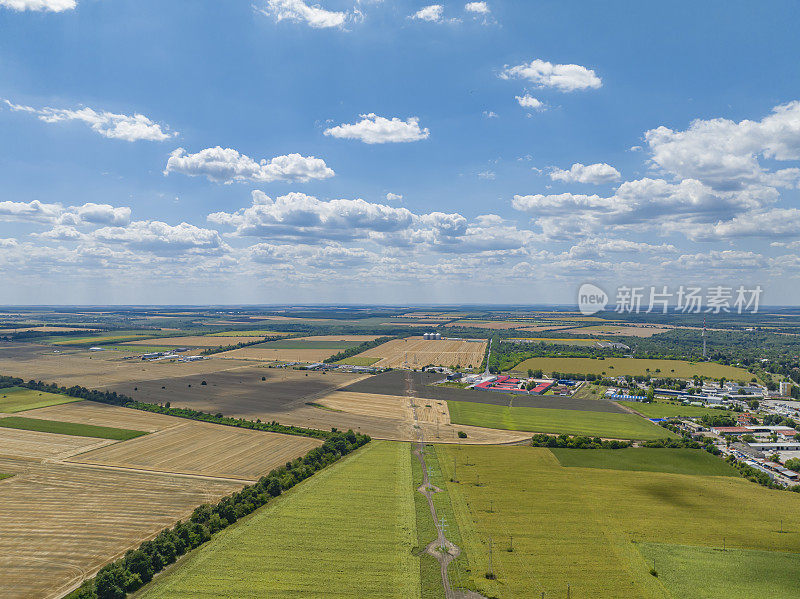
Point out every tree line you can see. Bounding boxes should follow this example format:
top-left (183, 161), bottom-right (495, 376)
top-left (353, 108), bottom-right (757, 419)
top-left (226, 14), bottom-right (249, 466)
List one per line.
top-left (200, 335), bottom-right (288, 356)
top-left (530, 433), bottom-right (632, 449)
top-left (66, 429), bottom-right (371, 599)
top-left (323, 336), bottom-right (394, 364)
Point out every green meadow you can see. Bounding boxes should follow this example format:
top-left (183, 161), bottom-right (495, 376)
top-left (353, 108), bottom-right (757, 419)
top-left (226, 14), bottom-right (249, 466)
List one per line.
top-left (437, 444), bottom-right (800, 599)
top-left (138, 441), bottom-right (420, 598)
top-left (511, 356), bottom-right (750, 379)
top-left (619, 400), bottom-right (734, 419)
top-left (0, 386), bottom-right (82, 413)
top-left (447, 401), bottom-right (674, 440)
top-left (551, 447), bottom-right (738, 477)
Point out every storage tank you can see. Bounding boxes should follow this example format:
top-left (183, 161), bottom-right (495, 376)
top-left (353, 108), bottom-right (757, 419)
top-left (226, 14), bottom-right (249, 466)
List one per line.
top-left (434, 332), bottom-right (442, 340)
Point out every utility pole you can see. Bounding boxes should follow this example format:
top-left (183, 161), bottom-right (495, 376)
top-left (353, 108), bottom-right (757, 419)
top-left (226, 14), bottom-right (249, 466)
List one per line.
top-left (453, 456), bottom-right (457, 482)
top-left (487, 535), bottom-right (494, 579)
top-left (509, 534), bottom-right (513, 552)
top-left (702, 315), bottom-right (707, 360)
top-left (566, 583), bottom-right (570, 599)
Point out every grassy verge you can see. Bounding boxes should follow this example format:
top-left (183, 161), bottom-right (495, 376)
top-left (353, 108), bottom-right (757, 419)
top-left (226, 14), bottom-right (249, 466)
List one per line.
top-left (619, 400), bottom-right (734, 419)
top-left (0, 416), bottom-right (146, 440)
top-left (0, 386), bottom-right (83, 413)
top-left (447, 401), bottom-right (674, 441)
top-left (550, 448), bottom-right (738, 477)
top-left (637, 542), bottom-right (800, 599)
top-left (138, 441), bottom-right (420, 599)
top-left (411, 446), bottom-right (445, 599)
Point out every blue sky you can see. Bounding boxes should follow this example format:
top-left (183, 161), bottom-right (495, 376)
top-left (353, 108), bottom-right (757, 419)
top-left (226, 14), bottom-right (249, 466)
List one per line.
top-left (1, 0), bottom-right (799, 305)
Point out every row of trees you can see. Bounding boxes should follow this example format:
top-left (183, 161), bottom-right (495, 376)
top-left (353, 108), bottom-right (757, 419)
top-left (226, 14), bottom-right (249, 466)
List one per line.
top-left (67, 430), bottom-right (370, 599)
top-left (530, 433), bottom-right (632, 449)
top-left (323, 336), bottom-right (394, 364)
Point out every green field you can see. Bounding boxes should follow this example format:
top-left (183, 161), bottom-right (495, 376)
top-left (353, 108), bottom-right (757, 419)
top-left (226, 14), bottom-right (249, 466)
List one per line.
top-left (637, 543), bottom-right (800, 599)
top-left (138, 441), bottom-right (420, 598)
top-left (619, 400), bottom-right (734, 419)
top-left (446, 401), bottom-right (674, 440)
top-left (511, 356), bottom-right (750, 379)
top-left (506, 337), bottom-right (603, 346)
top-left (259, 339), bottom-right (363, 350)
top-left (0, 387), bottom-right (83, 413)
top-left (336, 356), bottom-right (381, 366)
top-left (49, 333), bottom-right (162, 346)
top-left (208, 330), bottom-right (290, 337)
top-left (551, 448), bottom-right (738, 477)
top-left (0, 417), bottom-right (146, 440)
top-left (437, 444), bottom-right (800, 599)
top-left (0, 473), bottom-right (11, 481)
top-left (108, 345), bottom-right (175, 353)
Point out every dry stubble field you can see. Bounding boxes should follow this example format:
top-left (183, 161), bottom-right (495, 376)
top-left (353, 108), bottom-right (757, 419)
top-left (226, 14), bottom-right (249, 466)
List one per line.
top-left (68, 420), bottom-right (321, 481)
top-left (356, 337), bottom-right (487, 368)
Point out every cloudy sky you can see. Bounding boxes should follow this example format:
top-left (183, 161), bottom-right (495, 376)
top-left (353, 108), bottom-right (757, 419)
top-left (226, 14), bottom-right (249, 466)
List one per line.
top-left (1, 0), bottom-right (799, 305)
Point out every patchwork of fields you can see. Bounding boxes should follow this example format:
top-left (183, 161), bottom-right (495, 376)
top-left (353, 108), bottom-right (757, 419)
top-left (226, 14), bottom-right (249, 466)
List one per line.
top-left (138, 441), bottom-right (421, 598)
top-left (0, 386), bottom-right (83, 413)
top-left (437, 445), bottom-right (800, 599)
top-left (356, 336), bottom-right (487, 368)
top-left (511, 356), bottom-right (751, 379)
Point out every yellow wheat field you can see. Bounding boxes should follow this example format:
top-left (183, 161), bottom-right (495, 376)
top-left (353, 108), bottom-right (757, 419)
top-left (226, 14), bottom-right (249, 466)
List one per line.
top-left (356, 337), bottom-right (487, 368)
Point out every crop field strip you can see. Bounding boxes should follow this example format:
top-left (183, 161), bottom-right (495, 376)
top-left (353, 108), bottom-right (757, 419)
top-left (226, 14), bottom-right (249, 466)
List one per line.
top-left (67, 420), bottom-right (322, 482)
top-left (123, 336), bottom-right (275, 347)
top-left (511, 356), bottom-right (751, 379)
top-left (0, 456), bottom-right (241, 599)
top-left (0, 386), bottom-right (83, 413)
top-left (436, 445), bottom-right (800, 599)
top-left (0, 416), bottom-right (147, 440)
top-left (355, 337), bottom-right (487, 368)
top-left (0, 427), bottom-right (117, 460)
top-left (447, 401), bottom-right (676, 440)
top-left (214, 346), bottom-right (345, 362)
top-left (551, 447), bottom-right (739, 477)
top-left (15, 401), bottom-right (181, 432)
top-left (137, 441), bottom-right (421, 599)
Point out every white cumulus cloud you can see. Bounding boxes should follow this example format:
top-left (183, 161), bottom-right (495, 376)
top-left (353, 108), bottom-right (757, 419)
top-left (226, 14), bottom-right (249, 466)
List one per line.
top-left (323, 113), bottom-right (430, 144)
top-left (93, 221), bottom-right (225, 253)
top-left (0, 0), bottom-right (75, 12)
top-left (385, 192), bottom-right (403, 202)
top-left (549, 162), bottom-right (621, 185)
top-left (500, 59), bottom-right (602, 92)
top-left (464, 2), bottom-right (489, 13)
top-left (164, 147), bottom-right (334, 184)
top-left (410, 4), bottom-right (443, 22)
top-left (257, 0), bottom-right (348, 29)
top-left (3, 100), bottom-right (175, 142)
top-left (515, 95), bottom-right (546, 111)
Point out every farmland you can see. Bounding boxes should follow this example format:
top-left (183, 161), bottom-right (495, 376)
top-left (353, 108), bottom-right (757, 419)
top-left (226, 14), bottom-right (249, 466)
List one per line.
top-left (207, 330), bottom-right (290, 337)
top-left (436, 444), bottom-right (800, 598)
top-left (137, 441), bottom-right (421, 598)
top-left (636, 543), bottom-right (800, 599)
top-left (551, 447), bottom-right (738, 476)
top-left (0, 457), bottom-right (240, 599)
top-left (447, 401), bottom-right (674, 440)
top-left (0, 416), bottom-right (146, 440)
top-left (0, 386), bottom-right (82, 413)
top-left (356, 336), bottom-right (487, 368)
top-left (124, 336), bottom-right (270, 347)
top-left (619, 400), bottom-right (735, 419)
top-left (567, 324), bottom-right (671, 337)
top-left (68, 421), bottom-right (321, 481)
top-left (511, 356), bottom-right (751, 379)
top-left (336, 355), bottom-right (381, 366)
top-left (506, 337), bottom-right (604, 346)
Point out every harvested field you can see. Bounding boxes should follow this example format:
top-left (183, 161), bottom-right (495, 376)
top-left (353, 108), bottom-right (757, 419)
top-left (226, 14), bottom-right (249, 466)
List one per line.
top-left (68, 421), bottom-right (321, 481)
top-left (214, 346), bottom-right (341, 362)
top-left (0, 386), bottom-right (82, 413)
top-left (0, 456), bottom-right (240, 599)
top-left (318, 391), bottom-right (411, 421)
top-left (0, 428), bottom-right (116, 460)
top-left (137, 441), bottom-right (421, 599)
top-left (0, 342), bottom-right (256, 387)
top-left (356, 336), bottom-right (487, 368)
top-left (15, 401), bottom-right (179, 431)
top-left (514, 325), bottom-right (584, 332)
top-left (0, 326), bottom-right (99, 333)
top-left (0, 416), bottom-right (146, 441)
